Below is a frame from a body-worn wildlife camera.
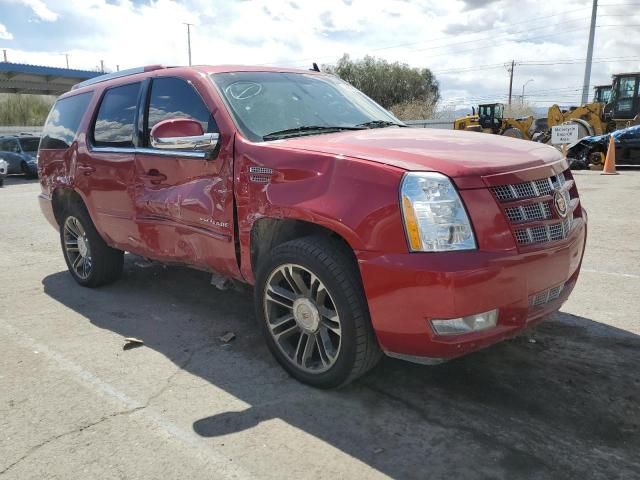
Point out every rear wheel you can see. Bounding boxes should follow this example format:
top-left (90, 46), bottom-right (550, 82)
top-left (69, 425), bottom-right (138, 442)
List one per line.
top-left (255, 236), bottom-right (381, 388)
top-left (60, 202), bottom-right (123, 287)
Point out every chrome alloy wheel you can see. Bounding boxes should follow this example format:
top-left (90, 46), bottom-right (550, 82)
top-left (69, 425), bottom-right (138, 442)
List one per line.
top-left (63, 216), bottom-right (92, 280)
top-left (263, 264), bottom-right (342, 373)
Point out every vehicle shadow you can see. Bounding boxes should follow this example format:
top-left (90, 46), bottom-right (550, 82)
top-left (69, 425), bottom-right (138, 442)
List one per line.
top-left (42, 258), bottom-right (640, 479)
top-left (1, 175), bottom-right (38, 187)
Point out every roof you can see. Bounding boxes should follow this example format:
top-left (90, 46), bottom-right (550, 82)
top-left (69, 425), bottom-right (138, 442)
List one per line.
top-left (64, 64), bottom-right (323, 96)
top-left (0, 62), bottom-right (102, 95)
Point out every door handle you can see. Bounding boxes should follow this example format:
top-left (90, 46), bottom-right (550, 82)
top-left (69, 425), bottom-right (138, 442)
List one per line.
top-left (77, 164), bottom-right (96, 176)
top-left (140, 169), bottom-right (167, 184)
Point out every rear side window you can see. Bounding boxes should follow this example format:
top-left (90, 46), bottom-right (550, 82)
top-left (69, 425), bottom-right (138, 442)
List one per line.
top-left (146, 77), bottom-right (216, 145)
top-left (40, 92), bottom-right (92, 150)
top-left (0, 138), bottom-right (19, 152)
top-left (93, 83), bottom-right (141, 147)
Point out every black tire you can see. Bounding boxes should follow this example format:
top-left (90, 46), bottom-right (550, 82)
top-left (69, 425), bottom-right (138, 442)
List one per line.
top-left (255, 236), bottom-right (382, 388)
top-left (502, 127), bottom-right (524, 139)
top-left (59, 201), bottom-right (124, 287)
top-left (21, 162), bottom-right (35, 179)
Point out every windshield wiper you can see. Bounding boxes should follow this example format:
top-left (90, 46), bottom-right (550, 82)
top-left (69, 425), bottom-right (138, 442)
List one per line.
top-left (355, 120), bottom-right (407, 128)
top-left (263, 125), bottom-right (364, 140)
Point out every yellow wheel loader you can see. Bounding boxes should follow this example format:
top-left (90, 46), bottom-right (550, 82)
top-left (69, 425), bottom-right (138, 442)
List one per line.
top-left (543, 72), bottom-right (640, 141)
top-left (453, 103), bottom-right (534, 140)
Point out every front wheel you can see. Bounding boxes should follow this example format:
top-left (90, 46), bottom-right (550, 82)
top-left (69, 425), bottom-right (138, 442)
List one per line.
top-left (21, 162), bottom-right (36, 179)
top-left (60, 202), bottom-right (124, 287)
top-left (255, 236), bottom-right (381, 388)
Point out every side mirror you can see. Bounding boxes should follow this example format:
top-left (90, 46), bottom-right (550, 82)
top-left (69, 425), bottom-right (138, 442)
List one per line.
top-left (150, 118), bottom-right (219, 152)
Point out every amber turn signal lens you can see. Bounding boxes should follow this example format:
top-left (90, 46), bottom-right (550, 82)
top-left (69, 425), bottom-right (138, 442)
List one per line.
top-left (402, 195), bottom-right (422, 251)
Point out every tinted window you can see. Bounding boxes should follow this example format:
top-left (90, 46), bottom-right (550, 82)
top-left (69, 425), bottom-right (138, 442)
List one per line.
top-left (18, 137), bottom-right (40, 152)
top-left (147, 77), bottom-right (216, 144)
top-left (40, 92), bottom-right (92, 150)
top-left (93, 83), bottom-right (141, 147)
top-left (0, 138), bottom-right (19, 152)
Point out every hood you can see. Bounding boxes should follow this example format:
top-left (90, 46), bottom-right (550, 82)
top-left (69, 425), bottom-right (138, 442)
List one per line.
top-left (269, 128), bottom-right (563, 188)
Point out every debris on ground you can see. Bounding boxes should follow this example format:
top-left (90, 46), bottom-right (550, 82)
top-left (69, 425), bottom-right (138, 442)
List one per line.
top-left (219, 332), bottom-right (236, 344)
top-left (373, 447), bottom-right (385, 454)
top-left (123, 337), bottom-right (145, 350)
top-left (134, 258), bottom-right (156, 269)
top-left (210, 272), bottom-right (231, 290)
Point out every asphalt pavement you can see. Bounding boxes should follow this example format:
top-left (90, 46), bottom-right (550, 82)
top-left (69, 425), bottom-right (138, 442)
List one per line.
top-left (1, 172), bottom-right (639, 479)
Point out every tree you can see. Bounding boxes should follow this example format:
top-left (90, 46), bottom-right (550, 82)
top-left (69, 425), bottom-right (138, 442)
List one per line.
top-left (323, 54), bottom-right (440, 119)
top-left (0, 94), bottom-right (54, 126)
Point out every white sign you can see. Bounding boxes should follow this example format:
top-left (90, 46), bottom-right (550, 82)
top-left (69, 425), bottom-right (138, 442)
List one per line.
top-left (551, 124), bottom-right (579, 145)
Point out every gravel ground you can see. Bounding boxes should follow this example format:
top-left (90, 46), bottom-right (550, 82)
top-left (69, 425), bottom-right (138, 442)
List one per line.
top-left (1, 171), bottom-right (639, 480)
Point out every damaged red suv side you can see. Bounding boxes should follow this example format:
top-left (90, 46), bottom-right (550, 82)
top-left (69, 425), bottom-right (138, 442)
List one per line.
top-left (38, 65), bottom-right (587, 388)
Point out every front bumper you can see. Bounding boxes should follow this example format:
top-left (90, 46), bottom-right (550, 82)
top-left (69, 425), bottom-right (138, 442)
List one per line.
top-left (357, 216), bottom-right (587, 362)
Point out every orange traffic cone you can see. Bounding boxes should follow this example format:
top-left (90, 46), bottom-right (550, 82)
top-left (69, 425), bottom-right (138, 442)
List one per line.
top-left (601, 134), bottom-right (619, 175)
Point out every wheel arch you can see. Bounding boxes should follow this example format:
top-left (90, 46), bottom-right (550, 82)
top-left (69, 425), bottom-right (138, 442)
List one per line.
top-left (248, 217), bottom-right (359, 282)
top-left (51, 187), bottom-right (92, 227)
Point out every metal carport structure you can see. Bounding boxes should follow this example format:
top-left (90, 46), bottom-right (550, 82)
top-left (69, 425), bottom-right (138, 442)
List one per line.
top-left (0, 62), bottom-right (102, 95)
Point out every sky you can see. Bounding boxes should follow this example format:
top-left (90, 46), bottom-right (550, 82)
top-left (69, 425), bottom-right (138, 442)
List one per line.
top-left (0, 0), bottom-right (639, 111)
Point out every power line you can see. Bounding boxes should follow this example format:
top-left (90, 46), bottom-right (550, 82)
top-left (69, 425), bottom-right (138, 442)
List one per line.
top-left (259, 3), bottom-right (634, 68)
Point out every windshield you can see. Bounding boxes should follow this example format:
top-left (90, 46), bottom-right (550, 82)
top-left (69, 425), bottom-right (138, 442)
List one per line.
top-left (18, 137), bottom-right (40, 152)
top-left (211, 72), bottom-right (403, 141)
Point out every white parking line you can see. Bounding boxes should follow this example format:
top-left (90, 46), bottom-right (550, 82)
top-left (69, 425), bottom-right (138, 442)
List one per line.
top-left (0, 320), bottom-right (253, 479)
top-left (582, 268), bottom-right (640, 279)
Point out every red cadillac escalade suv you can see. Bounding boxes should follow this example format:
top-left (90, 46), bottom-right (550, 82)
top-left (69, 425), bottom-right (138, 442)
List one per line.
top-left (37, 65), bottom-right (587, 388)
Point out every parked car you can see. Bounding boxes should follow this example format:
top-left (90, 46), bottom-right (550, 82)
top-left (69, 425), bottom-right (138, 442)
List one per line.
top-left (567, 124), bottom-right (640, 169)
top-left (0, 158), bottom-right (7, 187)
top-left (0, 134), bottom-right (40, 178)
top-left (37, 65), bottom-right (587, 388)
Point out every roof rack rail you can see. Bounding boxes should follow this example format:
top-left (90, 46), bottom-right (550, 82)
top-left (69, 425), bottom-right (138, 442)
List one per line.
top-left (72, 64), bottom-right (166, 90)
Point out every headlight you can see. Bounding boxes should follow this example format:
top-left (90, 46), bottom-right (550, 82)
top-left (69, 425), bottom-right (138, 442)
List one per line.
top-left (400, 172), bottom-right (476, 252)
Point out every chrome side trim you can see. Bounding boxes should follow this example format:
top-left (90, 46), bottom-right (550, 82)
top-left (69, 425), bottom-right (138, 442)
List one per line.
top-left (137, 148), bottom-right (206, 159)
top-left (90, 146), bottom-right (206, 159)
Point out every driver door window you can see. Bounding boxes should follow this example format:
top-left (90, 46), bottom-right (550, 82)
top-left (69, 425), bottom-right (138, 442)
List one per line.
top-left (146, 77), bottom-right (218, 147)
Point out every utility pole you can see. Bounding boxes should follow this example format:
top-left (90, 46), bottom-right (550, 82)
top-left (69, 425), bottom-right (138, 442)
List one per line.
top-left (100, 59), bottom-right (104, 73)
top-left (64, 53), bottom-right (69, 69)
top-left (581, 0), bottom-right (598, 104)
top-left (507, 60), bottom-right (515, 105)
top-left (183, 22), bottom-right (193, 66)
top-left (2, 49), bottom-right (7, 62)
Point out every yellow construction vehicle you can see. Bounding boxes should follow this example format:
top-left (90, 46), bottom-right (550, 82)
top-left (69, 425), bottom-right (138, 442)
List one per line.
top-left (453, 103), bottom-right (534, 139)
top-left (544, 72), bottom-right (640, 140)
top-left (593, 84), bottom-right (612, 104)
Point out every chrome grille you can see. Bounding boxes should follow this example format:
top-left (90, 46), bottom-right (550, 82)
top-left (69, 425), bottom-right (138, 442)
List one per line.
top-left (492, 170), bottom-right (577, 248)
top-left (505, 202), bottom-right (552, 223)
top-left (491, 172), bottom-right (566, 201)
top-left (514, 214), bottom-right (573, 245)
top-left (529, 283), bottom-right (565, 308)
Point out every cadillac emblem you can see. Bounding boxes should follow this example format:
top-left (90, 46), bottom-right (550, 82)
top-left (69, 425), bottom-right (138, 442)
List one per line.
top-left (553, 190), bottom-right (568, 218)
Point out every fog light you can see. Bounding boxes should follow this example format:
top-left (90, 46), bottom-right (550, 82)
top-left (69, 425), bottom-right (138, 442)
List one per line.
top-left (431, 309), bottom-right (498, 336)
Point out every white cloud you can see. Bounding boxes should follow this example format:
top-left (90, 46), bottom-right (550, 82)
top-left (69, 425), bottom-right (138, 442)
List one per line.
top-left (20, 0), bottom-right (59, 21)
top-left (2, 0), bottom-right (640, 109)
top-left (0, 23), bottom-right (13, 40)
